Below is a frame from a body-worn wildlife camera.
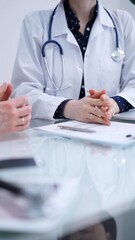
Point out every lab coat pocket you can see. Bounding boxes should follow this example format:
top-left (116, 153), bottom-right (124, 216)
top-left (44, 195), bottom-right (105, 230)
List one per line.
top-left (99, 57), bottom-right (123, 95)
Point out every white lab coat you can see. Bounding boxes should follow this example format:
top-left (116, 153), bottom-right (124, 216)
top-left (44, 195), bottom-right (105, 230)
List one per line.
top-left (12, 1), bottom-right (135, 120)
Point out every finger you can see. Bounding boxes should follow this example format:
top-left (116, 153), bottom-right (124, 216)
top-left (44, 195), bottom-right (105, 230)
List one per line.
top-left (100, 105), bottom-right (114, 120)
top-left (2, 84), bottom-right (13, 101)
top-left (2, 113), bottom-right (31, 133)
top-left (90, 105), bottom-right (110, 120)
top-left (0, 83), bottom-right (8, 93)
top-left (101, 106), bottom-right (109, 112)
top-left (17, 122), bottom-right (30, 131)
top-left (16, 104), bottom-right (32, 118)
top-left (88, 89), bottom-right (96, 96)
top-left (100, 94), bottom-right (110, 102)
top-left (16, 113), bottom-right (31, 127)
top-left (89, 89), bottom-right (106, 98)
top-left (0, 83), bottom-right (8, 100)
top-left (90, 105), bottom-right (104, 118)
top-left (12, 121), bottom-right (31, 132)
top-left (88, 98), bottom-right (109, 107)
top-left (90, 89), bottom-right (106, 97)
top-left (94, 106), bottom-right (103, 117)
top-left (87, 113), bottom-right (111, 125)
top-left (12, 96), bottom-right (28, 108)
top-left (107, 108), bottom-right (115, 118)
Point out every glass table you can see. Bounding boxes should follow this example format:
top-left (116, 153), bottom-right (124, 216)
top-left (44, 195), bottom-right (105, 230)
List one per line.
top-left (0, 119), bottom-right (135, 240)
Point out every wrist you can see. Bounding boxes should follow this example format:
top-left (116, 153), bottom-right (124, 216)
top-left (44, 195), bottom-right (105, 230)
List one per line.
top-left (110, 98), bottom-right (120, 114)
top-left (63, 100), bottom-right (78, 119)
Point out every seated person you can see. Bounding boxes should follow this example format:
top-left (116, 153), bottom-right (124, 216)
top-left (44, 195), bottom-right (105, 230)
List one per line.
top-left (11, 0), bottom-right (135, 125)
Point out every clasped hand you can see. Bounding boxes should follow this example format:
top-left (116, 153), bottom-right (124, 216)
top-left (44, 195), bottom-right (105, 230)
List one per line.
top-left (64, 89), bottom-right (119, 125)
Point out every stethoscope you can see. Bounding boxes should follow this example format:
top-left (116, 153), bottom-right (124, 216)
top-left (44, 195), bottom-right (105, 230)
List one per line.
top-left (42, 6), bottom-right (69, 92)
top-left (41, 5), bottom-right (125, 92)
top-left (104, 8), bottom-right (125, 62)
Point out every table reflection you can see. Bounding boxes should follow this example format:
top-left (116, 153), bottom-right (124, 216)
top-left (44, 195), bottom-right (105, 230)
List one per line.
top-left (1, 119), bottom-right (135, 239)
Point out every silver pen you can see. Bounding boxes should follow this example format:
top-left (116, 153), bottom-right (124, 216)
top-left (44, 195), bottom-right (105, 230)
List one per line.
top-left (58, 125), bottom-right (96, 133)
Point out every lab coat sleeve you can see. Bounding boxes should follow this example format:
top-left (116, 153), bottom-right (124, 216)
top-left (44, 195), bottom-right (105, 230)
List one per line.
top-left (11, 12), bottom-right (67, 120)
top-left (116, 11), bottom-right (135, 107)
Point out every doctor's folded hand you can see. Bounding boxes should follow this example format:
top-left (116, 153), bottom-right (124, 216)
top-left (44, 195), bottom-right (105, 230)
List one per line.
top-left (63, 94), bottom-right (112, 125)
top-left (0, 83), bottom-right (31, 134)
top-left (11, 0), bottom-right (135, 123)
top-left (89, 89), bottom-right (120, 121)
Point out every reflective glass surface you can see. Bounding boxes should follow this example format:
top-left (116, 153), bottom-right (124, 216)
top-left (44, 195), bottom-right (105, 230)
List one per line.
top-left (0, 119), bottom-right (135, 240)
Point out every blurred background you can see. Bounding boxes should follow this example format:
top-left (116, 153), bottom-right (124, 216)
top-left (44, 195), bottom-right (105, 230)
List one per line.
top-left (0, 0), bottom-right (135, 84)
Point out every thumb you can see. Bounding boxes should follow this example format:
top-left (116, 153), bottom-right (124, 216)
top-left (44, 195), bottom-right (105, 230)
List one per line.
top-left (100, 94), bottom-right (110, 102)
top-left (0, 83), bottom-right (8, 100)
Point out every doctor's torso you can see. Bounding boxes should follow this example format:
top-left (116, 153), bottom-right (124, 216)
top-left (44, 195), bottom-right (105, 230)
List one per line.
top-left (16, 1), bottom-right (130, 99)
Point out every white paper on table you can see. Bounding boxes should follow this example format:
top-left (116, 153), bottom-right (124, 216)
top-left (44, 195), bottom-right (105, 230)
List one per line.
top-left (113, 109), bottom-right (135, 122)
top-left (37, 120), bottom-right (135, 146)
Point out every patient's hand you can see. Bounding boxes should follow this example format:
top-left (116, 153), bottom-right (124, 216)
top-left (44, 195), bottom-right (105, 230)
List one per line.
top-left (0, 83), bottom-right (13, 101)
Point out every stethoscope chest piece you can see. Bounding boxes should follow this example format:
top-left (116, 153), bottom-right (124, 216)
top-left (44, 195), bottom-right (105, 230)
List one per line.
top-left (111, 48), bottom-right (125, 62)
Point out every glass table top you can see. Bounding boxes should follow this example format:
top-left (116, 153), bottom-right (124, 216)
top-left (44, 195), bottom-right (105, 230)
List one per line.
top-left (0, 119), bottom-right (135, 239)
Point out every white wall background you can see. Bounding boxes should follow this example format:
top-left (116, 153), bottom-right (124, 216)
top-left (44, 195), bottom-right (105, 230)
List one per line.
top-left (0, 0), bottom-right (59, 84)
top-left (0, 0), bottom-right (135, 84)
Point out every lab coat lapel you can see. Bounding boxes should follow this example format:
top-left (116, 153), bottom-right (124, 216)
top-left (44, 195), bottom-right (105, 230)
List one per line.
top-left (89, 2), bottom-right (114, 42)
top-left (90, 17), bottom-right (104, 42)
top-left (52, 1), bottom-right (79, 47)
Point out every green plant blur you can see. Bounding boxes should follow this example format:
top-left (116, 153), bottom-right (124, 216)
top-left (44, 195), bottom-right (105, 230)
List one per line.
top-left (130, 0), bottom-right (135, 4)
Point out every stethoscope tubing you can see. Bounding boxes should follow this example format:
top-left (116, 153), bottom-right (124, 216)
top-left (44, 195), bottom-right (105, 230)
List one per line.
top-left (42, 40), bottom-right (64, 58)
top-left (41, 4), bottom-right (125, 91)
top-left (41, 6), bottom-right (120, 58)
top-left (104, 8), bottom-right (119, 49)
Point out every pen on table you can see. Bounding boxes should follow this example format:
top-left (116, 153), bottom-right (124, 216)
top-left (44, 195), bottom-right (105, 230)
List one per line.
top-left (126, 134), bottom-right (135, 139)
top-left (126, 134), bottom-right (132, 138)
top-left (58, 125), bottom-right (96, 133)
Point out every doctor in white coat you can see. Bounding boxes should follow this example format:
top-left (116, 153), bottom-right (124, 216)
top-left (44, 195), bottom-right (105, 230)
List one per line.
top-left (11, 0), bottom-right (135, 125)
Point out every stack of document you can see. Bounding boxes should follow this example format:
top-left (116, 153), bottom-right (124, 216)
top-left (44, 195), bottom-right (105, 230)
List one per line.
top-left (37, 120), bottom-right (135, 146)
